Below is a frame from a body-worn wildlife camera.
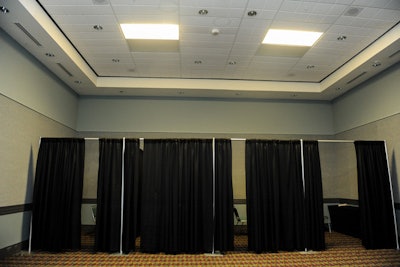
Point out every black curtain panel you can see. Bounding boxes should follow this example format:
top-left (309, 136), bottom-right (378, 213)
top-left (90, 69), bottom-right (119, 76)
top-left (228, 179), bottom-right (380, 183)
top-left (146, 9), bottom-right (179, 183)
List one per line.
top-left (303, 141), bottom-right (325, 251)
top-left (122, 139), bottom-right (142, 253)
top-left (245, 140), bottom-right (305, 253)
top-left (354, 141), bottom-right (396, 249)
top-left (31, 138), bottom-right (85, 252)
top-left (141, 139), bottom-right (214, 254)
top-left (214, 139), bottom-right (234, 252)
top-left (95, 139), bottom-right (123, 253)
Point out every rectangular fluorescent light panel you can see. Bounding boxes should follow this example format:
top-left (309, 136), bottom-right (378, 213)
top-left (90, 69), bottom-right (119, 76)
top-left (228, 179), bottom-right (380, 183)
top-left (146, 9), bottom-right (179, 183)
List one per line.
top-left (262, 29), bottom-right (322, 46)
top-left (121, 24), bottom-right (179, 40)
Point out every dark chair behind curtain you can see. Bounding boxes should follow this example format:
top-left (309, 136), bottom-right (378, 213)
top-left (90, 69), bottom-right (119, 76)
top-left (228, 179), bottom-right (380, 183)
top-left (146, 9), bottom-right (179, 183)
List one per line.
top-left (214, 139), bottom-right (234, 252)
top-left (141, 139), bottom-right (214, 254)
top-left (303, 141), bottom-right (325, 250)
top-left (354, 141), bottom-right (396, 249)
top-left (122, 139), bottom-right (142, 253)
top-left (95, 139), bottom-right (123, 253)
top-left (32, 138), bottom-right (85, 252)
top-left (245, 140), bottom-right (305, 253)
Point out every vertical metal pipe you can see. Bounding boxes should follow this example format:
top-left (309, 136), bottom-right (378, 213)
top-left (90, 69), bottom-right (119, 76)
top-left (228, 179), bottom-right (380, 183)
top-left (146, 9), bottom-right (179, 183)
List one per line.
top-left (300, 139), bottom-right (307, 252)
top-left (119, 138), bottom-right (126, 254)
top-left (384, 141), bottom-right (399, 250)
top-left (212, 138), bottom-right (216, 254)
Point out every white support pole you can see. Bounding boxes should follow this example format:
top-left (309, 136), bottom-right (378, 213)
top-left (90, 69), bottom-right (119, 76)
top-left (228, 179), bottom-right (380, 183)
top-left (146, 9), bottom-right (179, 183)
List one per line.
top-left (384, 141), bottom-right (400, 250)
top-left (119, 138), bottom-right (126, 254)
top-left (212, 138), bottom-right (216, 254)
top-left (300, 139), bottom-right (308, 252)
top-left (300, 139), bottom-right (305, 195)
top-left (231, 138), bottom-right (246, 141)
top-left (318, 140), bottom-right (354, 143)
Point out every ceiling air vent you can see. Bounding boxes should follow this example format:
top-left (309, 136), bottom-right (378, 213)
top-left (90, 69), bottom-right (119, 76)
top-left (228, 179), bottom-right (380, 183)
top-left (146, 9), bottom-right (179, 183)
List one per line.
top-left (389, 49), bottom-right (400, 58)
top-left (56, 63), bottom-right (73, 77)
top-left (346, 71), bottom-right (367, 84)
top-left (14, 23), bottom-right (42, 46)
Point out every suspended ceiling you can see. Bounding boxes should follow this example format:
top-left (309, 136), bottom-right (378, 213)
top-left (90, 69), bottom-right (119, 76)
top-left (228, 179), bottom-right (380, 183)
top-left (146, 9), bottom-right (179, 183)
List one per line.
top-left (0, 0), bottom-right (399, 101)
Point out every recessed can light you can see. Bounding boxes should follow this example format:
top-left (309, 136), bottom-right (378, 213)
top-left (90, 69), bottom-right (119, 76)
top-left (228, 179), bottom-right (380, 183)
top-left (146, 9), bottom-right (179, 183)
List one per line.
top-left (372, 61), bottom-right (381, 67)
top-left (0, 6), bottom-right (9, 14)
top-left (93, 25), bottom-right (103, 30)
top-left (247, 10), bottom-right (257, 16)
top-left (198, 9), bottom-right (208, 15)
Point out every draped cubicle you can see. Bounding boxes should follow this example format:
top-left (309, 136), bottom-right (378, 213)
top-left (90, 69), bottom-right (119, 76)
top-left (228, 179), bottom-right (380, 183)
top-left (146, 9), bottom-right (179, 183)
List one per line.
top-left (30, 138), bottom-right (398, 253)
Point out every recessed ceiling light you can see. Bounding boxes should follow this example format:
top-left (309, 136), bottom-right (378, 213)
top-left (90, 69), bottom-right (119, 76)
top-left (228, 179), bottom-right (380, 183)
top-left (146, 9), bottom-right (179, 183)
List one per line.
top-left (337, 35), bottom-right (347, 41)
top-left (247, 10), bottom-right (257, 16)
top-left (45, 53), bottom-right (55, 57)
top-left (344, 7), bottom-right (363, 17)
top-left (262, 29), bottom-right (323, 46)
top-left (1, 6), bottom-right (9, 13)
top-left (93, 25), bottom-right (103, 30)
top-left (198, 9), bottom-right (208, 15)
top-left (121, 24), bottom-right (179, 40)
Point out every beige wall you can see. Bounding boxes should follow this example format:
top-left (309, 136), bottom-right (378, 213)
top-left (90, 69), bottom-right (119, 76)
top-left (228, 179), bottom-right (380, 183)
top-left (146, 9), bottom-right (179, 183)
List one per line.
top-left (0, 94), bottom-right (76, 207)
top-left (334, 113), bottom-right (400, 203)
top-left (319, 142), bottom-right (358, 200)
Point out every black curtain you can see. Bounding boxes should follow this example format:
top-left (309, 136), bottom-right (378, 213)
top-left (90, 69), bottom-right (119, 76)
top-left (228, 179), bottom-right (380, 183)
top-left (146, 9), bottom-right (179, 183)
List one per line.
top-left (354, 141), bottom-right (396, 249)
top-left (214, 139), bottom-right (234, 252)
top-left (245, 140), bottom-right (305, 253)
top-left (95, 139), bottom-right (123, 253)
top-left (122, 139), bottom-right (142, 253)
top-left (303, 141), bottom-right (325, 250)
top-left (141, 139), bottom-right (214, 253)
top-left (32, 138), bottom-right (85, 252)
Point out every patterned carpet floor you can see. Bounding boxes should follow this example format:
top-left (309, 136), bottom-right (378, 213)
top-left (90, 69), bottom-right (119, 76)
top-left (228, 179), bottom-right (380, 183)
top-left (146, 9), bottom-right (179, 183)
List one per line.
top-left (1, 232), bottom-right (400, 266)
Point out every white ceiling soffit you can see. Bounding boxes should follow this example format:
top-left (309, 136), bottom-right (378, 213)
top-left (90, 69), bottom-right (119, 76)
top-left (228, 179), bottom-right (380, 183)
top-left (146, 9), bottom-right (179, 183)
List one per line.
top-left (0, 0), bottom-right (399, 101)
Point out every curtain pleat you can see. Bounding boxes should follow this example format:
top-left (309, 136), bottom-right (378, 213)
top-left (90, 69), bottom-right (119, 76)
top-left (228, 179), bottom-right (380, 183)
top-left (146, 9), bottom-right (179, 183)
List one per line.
top-left (214, 139), bottom-right (234, 252)
top-left (95, 139), bottom-right (123, 253)
top-left (303, 141), bottom-right (325, 250)
top-left (32, 138), bottom-right (85, 252)
top-left (122, 139), bottom-right (142, 253)
top-left (245, 140), bottom-right (305, 253)
top-left (141, 139), bottom-right (213, 253)
top-left (354, 141), bottom-right (396, 249)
